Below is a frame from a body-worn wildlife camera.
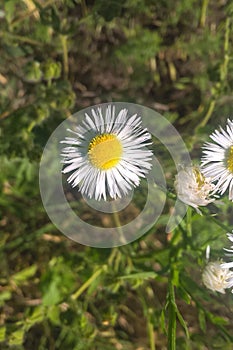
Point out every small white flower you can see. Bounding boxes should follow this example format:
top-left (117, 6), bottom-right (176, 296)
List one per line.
top-left (201, 119), bottom-right (233, 200)
top-left (202, 261), bottom-right (233, 294)
top-left (221, 232), bottom-right (233, 269)
top-left (60, 105), bottom-right (153, 201)
top-left (174, 166), bottom-right (215, 213)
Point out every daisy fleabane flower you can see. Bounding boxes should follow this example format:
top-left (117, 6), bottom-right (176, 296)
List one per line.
top-left (201, 119), bottom-right (233, 200)
top-left (221, 232), bottom-right (233, 269)
top-left (60, 105), bottom-right (153, 201)
top-left (174, 165), bottom-right (215, 214)
top-left (202, 261), bottom-right (233, 294)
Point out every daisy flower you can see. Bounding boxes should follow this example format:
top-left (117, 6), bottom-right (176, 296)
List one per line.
top-left (60, 105), bottom-right (153, 201)
top-left (221, 232), bottom-right (233, 269)
top-left (201, 119), bottom-right (233, 200)
top-left (202, 261), bottom-right (233, 294)
top-left (174, 165), bottom-right (215, 213)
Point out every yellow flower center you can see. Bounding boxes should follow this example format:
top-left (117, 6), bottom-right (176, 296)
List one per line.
top-left (193, 167), bottom-right (205, 189)
top-left (227, 146), bottom-right (233, 173)
top-left (88, 134), bottom-right (123, 170)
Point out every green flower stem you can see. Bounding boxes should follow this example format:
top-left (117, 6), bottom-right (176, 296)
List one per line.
top-left (168, 278), bottom-right (176, 350)
top-left (220, 17), bottom-right (230, 83)
top-left (60, 35), bottom-right (69, 79)
top-left (0, 31), bottom-right (44, 46)
top-left (138, 291), bottom-right (156, 350)
top-left (81, 0), bottom-right (88, 16)
top-left (71, 265), bottom-right (106, 300)
top-left (200, 0), bottom-right (209, 27)
top-left (148, 318), bottom-right (156, 350)
top-left (112, 202), bottom-right (127, 245)
top-left (196, 17), bottom-right (230, 130)
top-left (108, 247), bottom-right (119, 267)
top-left (198, 99), bottom-right (216, 129)
top-left (186, 206), bottom-right (192, 239)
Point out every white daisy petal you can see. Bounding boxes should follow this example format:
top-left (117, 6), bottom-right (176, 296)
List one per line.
top-left (221, 262), bottom-right (233, 269)
top-left (226, 233), bottom-right (233, 242)
top-left (201, 119), bottom-right (233, 200)
top-left (228, 179), bottom-right (233, 200)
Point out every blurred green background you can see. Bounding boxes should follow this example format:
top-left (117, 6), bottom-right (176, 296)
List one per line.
top-left (1, 0), bottom-right (233, 349)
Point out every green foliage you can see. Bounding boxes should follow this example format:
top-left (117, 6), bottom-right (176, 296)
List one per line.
top-left (115, 28), bottom-right (161, 66)
top-left (94, 0), bottom-right (125, 21)
top-left (1, 0), bottom-right (233, 349)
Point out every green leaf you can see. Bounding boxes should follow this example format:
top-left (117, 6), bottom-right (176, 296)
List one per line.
top-left (8, 327), bottom-right (25, 346)
top-left (207, 312), bottom-right (228, 326)
top-left (175, 304), bottom-right (190, 339)
top-left (94, 0), bottom-right (125, 21)
top-left (0, 326), bottom-right (6, 342)
top-left (41, 257), bottom-right (75, 305)
top-left (11, 265), bottom-right (37, 285)
top-left (47, 305), bottom-right (61, 326)
top-left (177, 286), bottom-right (191, 305)
top-left (0, 290), bottom-right (12, 306)
top-left (115, 28), bottom-right (161, 65)
top-left (24, 61), bottom-right (42, 82)
top-left (42, 59), bottom-right (62, 80)
top-left (198, 309), bottom-right (206, 333)
top-left (26, 306), bottom-right (45, 328)
top-left (159, 309), bottom-right (167, 334)
top-left (34, 24), bottom-right (53, 43)
top-left (42, 278), bottom-right (62, 306)
top-left (4, 0), bottom-right (17, 23)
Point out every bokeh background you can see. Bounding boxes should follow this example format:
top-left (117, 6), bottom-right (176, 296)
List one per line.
top-left (1, 0), bottom-right (233, 349)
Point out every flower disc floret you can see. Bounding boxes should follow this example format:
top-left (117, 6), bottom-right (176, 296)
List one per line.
top-left (88, 134), bottom-right (123, 170)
